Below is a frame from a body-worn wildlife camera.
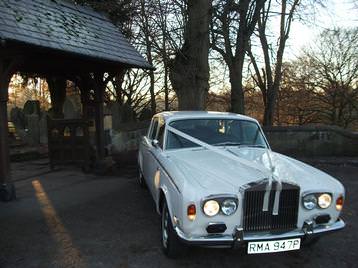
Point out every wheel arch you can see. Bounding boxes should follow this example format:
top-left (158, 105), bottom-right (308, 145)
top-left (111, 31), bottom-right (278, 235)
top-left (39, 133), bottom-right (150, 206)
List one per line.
top-left (157, 185), bottom-right (173, 217)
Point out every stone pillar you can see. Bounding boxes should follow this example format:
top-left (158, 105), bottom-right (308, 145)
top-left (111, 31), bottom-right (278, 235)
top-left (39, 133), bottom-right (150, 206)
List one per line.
top-left (0, 59), bottom-right (16, 201)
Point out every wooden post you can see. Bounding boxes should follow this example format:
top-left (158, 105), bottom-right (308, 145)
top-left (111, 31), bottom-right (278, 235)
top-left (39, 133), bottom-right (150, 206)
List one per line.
top-left (78, 78), bottom-right (92, 171)
top-left (93, 72), bottom-right (106, 161)
top-left (47, 76), bottom-right (67, 119)
top-left (0, 59), bottom-right (16, 201)
top-left (78, 77), bottom-right (91, 121)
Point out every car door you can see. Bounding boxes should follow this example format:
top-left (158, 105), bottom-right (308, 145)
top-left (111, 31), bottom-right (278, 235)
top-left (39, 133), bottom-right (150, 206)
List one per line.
top-left (146, 117), bottom-right (165, 199)
top-left (140, 117), bottom-right (158, 183)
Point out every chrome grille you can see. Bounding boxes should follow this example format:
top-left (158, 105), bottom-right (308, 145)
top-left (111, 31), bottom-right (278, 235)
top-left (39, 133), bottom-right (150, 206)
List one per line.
top-left (243, 182), bottom-right (300, 232)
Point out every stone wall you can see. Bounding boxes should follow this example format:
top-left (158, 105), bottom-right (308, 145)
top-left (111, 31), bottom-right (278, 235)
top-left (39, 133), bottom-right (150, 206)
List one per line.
top-left (110, 123), bottom-right (358, 165)
top-left (264, 125), bottom-right (358, 157)
top-left (110, 121), bottom-right (150, 165)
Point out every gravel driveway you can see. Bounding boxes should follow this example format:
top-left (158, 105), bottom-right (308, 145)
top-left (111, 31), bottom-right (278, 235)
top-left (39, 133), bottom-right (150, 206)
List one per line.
top-left (0, 161), bottom-right (357, 268)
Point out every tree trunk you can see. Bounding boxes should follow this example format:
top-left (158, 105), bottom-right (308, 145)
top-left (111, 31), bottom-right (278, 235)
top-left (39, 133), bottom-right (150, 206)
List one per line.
top-left (148, 68), bottom-right (156, 114)
top-left (169, 0), bottom-right (211, 110)
top-left (164, 64), bottom-right (169, 110)
top-left (263, 87), bottom-right (276, 126)
top-left (229, 61), bottom-right (245, 114)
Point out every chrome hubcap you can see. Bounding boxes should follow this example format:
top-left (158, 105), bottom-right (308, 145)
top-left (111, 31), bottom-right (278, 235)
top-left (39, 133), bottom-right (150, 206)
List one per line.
top-left (162, 209), bottom-right (169, 248)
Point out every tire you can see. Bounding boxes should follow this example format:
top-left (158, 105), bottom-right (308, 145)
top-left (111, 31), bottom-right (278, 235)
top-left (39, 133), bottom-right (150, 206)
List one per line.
top-left (161, 200), bottom-right (185, 258)
top-left (138, 168), bottom-right (147, 189)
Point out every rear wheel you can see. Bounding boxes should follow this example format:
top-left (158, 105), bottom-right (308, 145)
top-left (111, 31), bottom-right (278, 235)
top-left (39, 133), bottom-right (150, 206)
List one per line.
top-left (138, 168), bottom-right (147, 188)
top-left (161, 200), bottom-right (185, 258)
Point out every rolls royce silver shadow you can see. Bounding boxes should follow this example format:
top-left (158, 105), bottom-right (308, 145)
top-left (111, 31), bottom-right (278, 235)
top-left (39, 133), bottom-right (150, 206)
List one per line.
top-left (138, 111), bottom-right (345, 257)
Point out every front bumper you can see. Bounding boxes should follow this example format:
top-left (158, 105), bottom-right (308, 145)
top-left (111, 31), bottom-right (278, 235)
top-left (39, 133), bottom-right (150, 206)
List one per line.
top-left (175, 218), bottom-right (345, 247)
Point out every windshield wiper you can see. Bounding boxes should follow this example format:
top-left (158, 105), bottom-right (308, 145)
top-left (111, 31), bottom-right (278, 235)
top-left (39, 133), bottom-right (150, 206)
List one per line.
top-left (213, 142), bottom-right (267, 148)
top-left (213, 142), bottom-right (242, 146)
top-left (240, 144), bottom-right (267, 148)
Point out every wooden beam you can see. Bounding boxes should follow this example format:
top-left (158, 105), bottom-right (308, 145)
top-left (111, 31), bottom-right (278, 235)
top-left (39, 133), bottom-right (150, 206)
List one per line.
top-left (1, 42), bottom-right (129, 77)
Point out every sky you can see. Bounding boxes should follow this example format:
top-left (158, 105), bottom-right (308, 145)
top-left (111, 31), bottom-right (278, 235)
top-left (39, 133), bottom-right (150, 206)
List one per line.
top-left (286, 0), bottom-right (358, 58)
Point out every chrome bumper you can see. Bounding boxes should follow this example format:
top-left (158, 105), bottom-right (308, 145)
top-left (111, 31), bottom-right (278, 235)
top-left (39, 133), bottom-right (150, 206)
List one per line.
top-left (175, 218), bottom-right (345, 247)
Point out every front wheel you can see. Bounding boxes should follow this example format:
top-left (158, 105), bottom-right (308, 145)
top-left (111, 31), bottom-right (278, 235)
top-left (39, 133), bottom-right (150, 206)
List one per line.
top-left (161, 200), bottom-right (185, 258)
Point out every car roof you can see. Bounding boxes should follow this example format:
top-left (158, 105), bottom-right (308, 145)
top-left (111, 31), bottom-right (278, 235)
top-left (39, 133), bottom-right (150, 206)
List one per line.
top-left (154, 111), bottom-right (259, 123)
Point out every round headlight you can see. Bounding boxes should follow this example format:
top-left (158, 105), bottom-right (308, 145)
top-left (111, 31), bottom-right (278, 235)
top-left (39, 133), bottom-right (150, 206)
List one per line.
top-left (203, 200), bottom-right (220, 217)
top-left (318, 193), bottom-right (332, 209)
top-left (303, 194), bottom-right (317, 210)
top-left (221, 199), bottom-right (237, 216)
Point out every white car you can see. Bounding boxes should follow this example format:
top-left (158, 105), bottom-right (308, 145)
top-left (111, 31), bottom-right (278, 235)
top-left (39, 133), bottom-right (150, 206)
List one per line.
top-left (138, 111), bottom-right (345, 257)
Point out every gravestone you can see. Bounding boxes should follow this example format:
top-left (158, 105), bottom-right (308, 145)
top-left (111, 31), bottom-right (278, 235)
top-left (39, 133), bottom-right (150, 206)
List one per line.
top-left (23, 100), bottom-right (40, 116)
top-left (63, 98), bottom-right (81, 119)
top-left (10, 107), bottom-right (25, 129)
top-left (26, 114), bottom-right (40, 145)
top-left (39, 112), bottom-right (48, 144)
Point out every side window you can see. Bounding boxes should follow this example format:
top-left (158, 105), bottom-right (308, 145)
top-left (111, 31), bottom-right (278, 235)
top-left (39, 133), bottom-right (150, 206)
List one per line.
top-left (157, 123), bottom-right (165, 148)
top-left (241, 121), bottom-right (266, 145)
top-left (149, 118), bottom-right (159, 140)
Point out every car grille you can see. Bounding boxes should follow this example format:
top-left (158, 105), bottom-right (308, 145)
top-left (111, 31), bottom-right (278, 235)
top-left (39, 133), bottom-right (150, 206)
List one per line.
top-left (243, 181), bottom-right (300, 232)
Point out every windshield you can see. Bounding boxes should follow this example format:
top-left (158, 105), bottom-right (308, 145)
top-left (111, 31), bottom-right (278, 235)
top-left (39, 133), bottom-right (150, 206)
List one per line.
top-left (166, 119), bottom-right (268, 150)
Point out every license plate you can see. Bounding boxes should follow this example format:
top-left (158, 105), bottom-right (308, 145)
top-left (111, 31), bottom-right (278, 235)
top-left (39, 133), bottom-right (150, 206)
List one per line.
top-left (247, 238), bottom-right (301, 254)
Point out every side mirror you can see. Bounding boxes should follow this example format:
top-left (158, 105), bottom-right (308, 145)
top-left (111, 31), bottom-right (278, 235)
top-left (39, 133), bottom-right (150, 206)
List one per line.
top-left (151, 139), bottom-right (159, 148)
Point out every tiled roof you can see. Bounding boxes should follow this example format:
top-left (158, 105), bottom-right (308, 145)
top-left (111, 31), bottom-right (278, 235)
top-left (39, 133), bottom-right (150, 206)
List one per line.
top-left (0, 0), bottom-right (152, 69)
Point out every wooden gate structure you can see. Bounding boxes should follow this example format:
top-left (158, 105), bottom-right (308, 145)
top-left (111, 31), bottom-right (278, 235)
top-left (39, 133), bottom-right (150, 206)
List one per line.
top-left (47, 118), bottom-right (91, 170)
top-left (0, 0), bottom-right (152, 201)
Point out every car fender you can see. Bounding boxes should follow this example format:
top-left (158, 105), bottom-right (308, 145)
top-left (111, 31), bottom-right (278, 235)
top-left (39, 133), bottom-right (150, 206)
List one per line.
top-left (157, 184), bottom-right (169, 212)
top-left (157, 179), bottom-right (181, 227)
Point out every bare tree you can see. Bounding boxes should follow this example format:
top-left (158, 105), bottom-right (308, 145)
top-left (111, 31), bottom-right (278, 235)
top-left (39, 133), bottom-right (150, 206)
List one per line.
top-left (247, 0), bottom-right (301, 126)
top-left (152, 0), bottom-right (171, 110)
top-left (302, 28), bottom-right (358, 128)
top-left (105, 69), bottom-right (160, 120)
top-left (139, 0), bottom-right (156, 114)
top-left (211, 0), bottom-right (266, 114)
top-left (274, 61), bottom-right (321, 126)
top-left (169, 0), bottom-right (212, 110)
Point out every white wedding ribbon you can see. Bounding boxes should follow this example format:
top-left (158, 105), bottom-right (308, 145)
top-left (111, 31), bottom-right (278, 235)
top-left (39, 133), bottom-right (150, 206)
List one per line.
top-left (266, 149), bottom-right (282, 215)
top-left (167, 126), bottom-right (283, 215)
